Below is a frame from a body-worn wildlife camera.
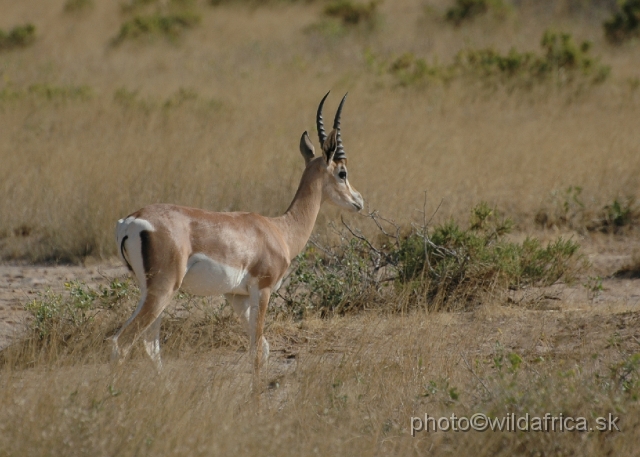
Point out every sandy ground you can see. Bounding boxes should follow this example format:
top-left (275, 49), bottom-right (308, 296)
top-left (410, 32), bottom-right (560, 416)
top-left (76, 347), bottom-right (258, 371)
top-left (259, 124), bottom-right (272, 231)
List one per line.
top-left (1, 235), bottom-right (639, 352)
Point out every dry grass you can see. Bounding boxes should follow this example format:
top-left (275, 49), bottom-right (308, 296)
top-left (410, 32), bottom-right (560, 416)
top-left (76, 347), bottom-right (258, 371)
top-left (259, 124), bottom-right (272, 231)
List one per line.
top-left (0, 0), bottom-right (639, 261)
top-left (1, 0), bottom-right (640, 454)
top-left (2, 296), bottom-right (640, 455)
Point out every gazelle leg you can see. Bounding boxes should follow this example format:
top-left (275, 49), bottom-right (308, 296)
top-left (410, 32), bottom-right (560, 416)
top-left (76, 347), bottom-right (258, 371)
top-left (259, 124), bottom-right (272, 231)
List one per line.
top-left (142, 315), bottom-right (163, 371)
top-left (226, 293), bottom-right (251, 333)
top-left (249, 287), bottom-right (271, 379)
top-left (112, 283), bottom-right (174, 367)
top-left (228, 293), bottom-right (269, 368)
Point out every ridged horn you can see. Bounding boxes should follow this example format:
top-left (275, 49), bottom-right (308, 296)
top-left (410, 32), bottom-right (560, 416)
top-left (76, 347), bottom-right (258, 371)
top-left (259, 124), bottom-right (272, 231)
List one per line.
top-left (316, 91), bottom-right (330, 147)
top-left (333, 93), bottom-right (348, 161)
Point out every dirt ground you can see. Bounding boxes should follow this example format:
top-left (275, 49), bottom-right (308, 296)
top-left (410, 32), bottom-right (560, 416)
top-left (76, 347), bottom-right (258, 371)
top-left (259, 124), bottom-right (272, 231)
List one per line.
top-left (1, 234), bottom-right (639, 352)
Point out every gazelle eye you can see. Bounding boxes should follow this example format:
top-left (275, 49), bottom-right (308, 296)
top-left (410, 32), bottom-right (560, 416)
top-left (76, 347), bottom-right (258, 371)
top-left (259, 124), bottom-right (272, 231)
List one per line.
top-left (338, 170), bottom-right (347, 180)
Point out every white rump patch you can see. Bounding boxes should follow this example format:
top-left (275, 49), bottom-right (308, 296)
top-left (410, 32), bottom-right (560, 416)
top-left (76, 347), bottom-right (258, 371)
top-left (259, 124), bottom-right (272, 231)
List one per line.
top-left (181, 253), bottom-right (250, 296)
top-left (115, 217), bottom-right (155, 293)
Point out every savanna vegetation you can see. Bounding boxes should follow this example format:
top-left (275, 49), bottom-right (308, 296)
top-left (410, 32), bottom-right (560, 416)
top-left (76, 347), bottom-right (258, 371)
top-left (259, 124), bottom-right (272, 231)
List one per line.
top-left (1, 0), bottom-right (640, 455)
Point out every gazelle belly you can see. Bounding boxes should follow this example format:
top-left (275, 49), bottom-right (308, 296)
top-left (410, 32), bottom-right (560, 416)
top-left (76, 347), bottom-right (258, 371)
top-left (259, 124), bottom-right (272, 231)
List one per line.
top-left (181, 253), bottom-right (250, 296)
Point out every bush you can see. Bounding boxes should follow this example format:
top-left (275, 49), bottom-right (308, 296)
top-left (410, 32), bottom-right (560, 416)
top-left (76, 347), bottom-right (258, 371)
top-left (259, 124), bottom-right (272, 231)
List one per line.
top-left (323, 0), bottom-right (380, 26)
top-left (28, 83), bottom-right (93, 101)
top-left (455, 30), bottom-right (611, 86)
top-left (388, 53), bottom-right (453, 87)
top-left (276, 237), bottom-right (382, 318)
top-left (114, 11), bottom-right (202, 43)
top-left (444, 0), bottom-right (508, 25)
top-left (445, 0), bottom-right (489, 25)
top-left (278, 203), bottom-right (584, 315)
top-left (0, 84), bottom-right (93, 103)
top-left (0, 24), bottom-right (36, 51)
top-left (64, 0), bottom-right (94, 12)
top-left (604, 0), bottom-right (640, 44)
top-left (384, 30), bottom-right (609, 89)
top-left (0, 279), bottom-right (136, 368)
top-left (393, 203), bottom-right (581, 308)
top-left (592, 197), bottom-right (638, 233)
top-left (536, 189), bottom-right (638, 233)
top-left (25, 279), bottom-right (133, 340)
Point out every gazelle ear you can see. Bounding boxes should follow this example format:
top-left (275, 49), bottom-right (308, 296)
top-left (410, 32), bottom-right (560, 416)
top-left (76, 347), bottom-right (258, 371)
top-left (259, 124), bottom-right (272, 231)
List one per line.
top-left (299, 131), bottom-right (315, 165)
top-left (322, 129), bottom-right (338, 163)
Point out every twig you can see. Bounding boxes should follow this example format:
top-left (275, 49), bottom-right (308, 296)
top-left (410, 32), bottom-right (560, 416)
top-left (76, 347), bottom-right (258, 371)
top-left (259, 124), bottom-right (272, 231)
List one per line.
top-left (309, 236), bottom-right (337, 259)
top-left (460, 352), bottom-right (494, 399)
top-left (365, 210), bottom-right (401, 244)
top-left (340, 215), bottom-right (396, 270)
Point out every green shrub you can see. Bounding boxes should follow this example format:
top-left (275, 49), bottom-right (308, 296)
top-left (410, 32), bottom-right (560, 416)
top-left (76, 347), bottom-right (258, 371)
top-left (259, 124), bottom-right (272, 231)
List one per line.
top-left (113, 87), bottom-right (221, 114)
top-left (121, 0), bottom-right (195, 12)
top-left (386, 30), bottom-right (609, 89)
top-left (539, 30), bottom-right (604, 78)
top-left (277, 238), bottom-right (379, 318)
top-left (114, 11), bottom-right (202, 43)
top-left (535, 185), bottom-right (586, 230)
top-left (591, 197), bottom-right (638, 233)
top-left (28, 83), bottom-right (93, 101)
top-left (394, 203), bottom-right (580, 307)
top-left (0, 83), bottom-right (93, 103)
top-left (25, 279), bottom-right (132, 340)
top-left (388, 53), bottom-right (453, 87)
top-left (64, 0), bottom-right (94, 12)
top-left (455, 30), bottom-right (610, 86)
top-left (121, 0), bottom-right (162, 13)
top-left (323, 0), bottom-right (380, 26)
top-left (444, 0), bottom-right (508, 25)
top-left (445, 0), bottom-right (489, 25)
top-left (278, 203), bottom-right (583, 315)
top-left (0, 24), bottom-right (36, 51)
top-left (536, 189), bottom-right (638, 233)
top-left (604, 0), bottom-right (640, 44)
top-left (608, 353), bottom-right (640, 400)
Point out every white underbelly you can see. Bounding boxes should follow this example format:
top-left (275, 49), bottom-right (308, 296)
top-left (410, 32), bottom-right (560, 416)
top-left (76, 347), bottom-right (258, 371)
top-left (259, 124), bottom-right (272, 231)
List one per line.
top-left (180, 253), bottom-right (250, 296)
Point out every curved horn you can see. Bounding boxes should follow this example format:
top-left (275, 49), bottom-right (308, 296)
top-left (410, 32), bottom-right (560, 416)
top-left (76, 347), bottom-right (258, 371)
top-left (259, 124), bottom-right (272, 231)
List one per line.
top-left (316, 91), bottom-right (330, 146)
top-left (333, 93), bottom-right (348, 161)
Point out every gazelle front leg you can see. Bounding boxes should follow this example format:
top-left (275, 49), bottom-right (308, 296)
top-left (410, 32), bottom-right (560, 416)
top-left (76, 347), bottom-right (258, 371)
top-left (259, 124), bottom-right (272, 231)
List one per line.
top-left (227, 293), bottom-right (269, 375)
top-left (248, 286), bottom-right (271, 380)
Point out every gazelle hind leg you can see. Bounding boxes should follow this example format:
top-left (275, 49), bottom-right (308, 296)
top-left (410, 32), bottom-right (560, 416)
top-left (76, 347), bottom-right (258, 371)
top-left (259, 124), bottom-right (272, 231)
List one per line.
top-left (142, 315), bottom-right (163, 371)
top-left (112, 283), bottom-right (175, 367)
top-left (226, 293), bottom-right (250, 331)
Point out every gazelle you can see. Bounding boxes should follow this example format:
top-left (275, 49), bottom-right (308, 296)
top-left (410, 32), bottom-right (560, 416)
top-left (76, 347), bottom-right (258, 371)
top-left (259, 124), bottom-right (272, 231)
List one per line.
top-left (113, 92), bottom-right (363, 378)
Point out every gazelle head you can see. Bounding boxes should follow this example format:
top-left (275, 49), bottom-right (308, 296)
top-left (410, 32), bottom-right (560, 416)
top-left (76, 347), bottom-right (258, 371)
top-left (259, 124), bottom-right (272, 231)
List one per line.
top-left (299, 92), bottom-right (364, 212)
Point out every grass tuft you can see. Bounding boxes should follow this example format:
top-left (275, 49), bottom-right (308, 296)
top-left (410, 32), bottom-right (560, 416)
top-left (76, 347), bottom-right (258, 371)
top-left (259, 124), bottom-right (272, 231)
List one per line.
top-left (604, 0), bottom-right (640, 44)
top-left (114, 11), bottom-right (202, 43)
top-left (323, 0), bottom-right (381, 26)
top-left (0, 24), bottom-right (36, 51)
top-left (64, 0), bottom-right (94, 12)
top-left (445, 0), bottom-right (490, 25)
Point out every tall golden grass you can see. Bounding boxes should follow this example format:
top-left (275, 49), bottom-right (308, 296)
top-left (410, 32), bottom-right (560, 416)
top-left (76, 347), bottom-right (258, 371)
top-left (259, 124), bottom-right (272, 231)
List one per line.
top-left (0, 0), bottom-right (639, 261)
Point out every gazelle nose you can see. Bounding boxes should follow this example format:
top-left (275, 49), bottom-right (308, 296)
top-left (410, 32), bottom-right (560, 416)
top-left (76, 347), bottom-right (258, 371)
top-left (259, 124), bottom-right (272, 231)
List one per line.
top-left (352, 193), bottom-right (364, 211)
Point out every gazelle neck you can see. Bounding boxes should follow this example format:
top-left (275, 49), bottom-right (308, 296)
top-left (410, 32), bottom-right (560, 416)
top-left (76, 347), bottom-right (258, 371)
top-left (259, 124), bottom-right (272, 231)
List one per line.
top-left (272, 161), bottom-right (324, 261)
